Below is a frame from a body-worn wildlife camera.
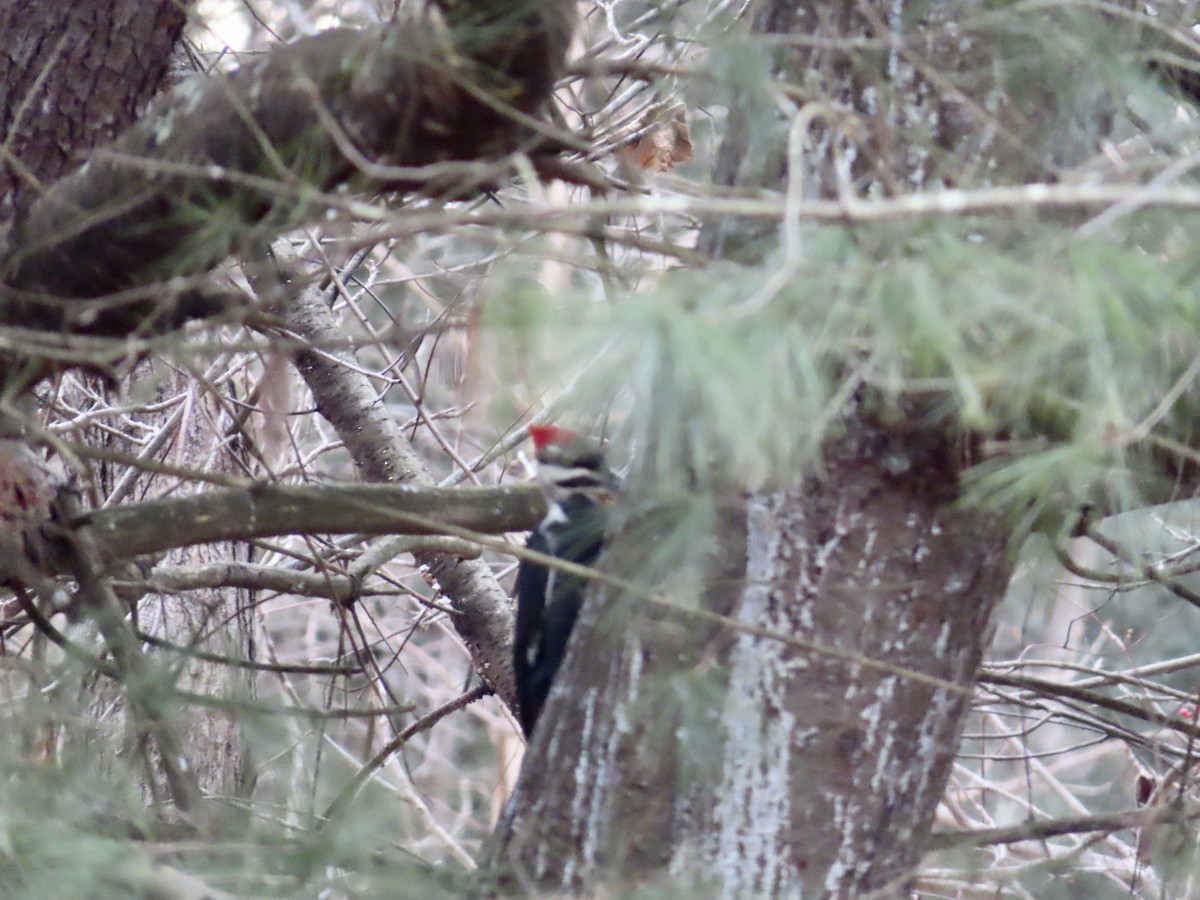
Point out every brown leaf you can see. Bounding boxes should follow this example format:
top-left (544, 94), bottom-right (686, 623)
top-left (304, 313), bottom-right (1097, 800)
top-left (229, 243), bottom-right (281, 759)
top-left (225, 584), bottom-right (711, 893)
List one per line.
top-left (617, 104), bottom-right (693, 173)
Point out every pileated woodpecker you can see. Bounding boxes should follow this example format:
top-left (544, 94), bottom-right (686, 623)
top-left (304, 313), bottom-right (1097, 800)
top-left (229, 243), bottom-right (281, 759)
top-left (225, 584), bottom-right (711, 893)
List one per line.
top-left (513, 424), bottom-right (617, 737)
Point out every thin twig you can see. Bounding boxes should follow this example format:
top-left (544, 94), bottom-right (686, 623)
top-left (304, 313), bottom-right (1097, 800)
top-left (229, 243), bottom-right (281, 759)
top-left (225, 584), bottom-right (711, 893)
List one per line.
top-left (320, 683), bottom-right (491, 824)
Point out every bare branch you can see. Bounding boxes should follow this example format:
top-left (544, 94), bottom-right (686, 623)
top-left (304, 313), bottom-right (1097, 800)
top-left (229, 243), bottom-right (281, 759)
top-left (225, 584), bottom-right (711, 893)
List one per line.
top-left (927, 803), bottom-right (1200, 852)
top-left (273, 241), bottom-right (526, 708)
top-left (50, 481), bottom-right (543, 568)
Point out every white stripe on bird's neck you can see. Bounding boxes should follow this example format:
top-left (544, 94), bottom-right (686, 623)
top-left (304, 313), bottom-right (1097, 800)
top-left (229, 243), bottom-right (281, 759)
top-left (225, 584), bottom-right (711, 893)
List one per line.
top-left (541, 500), bottom-right (569, 525)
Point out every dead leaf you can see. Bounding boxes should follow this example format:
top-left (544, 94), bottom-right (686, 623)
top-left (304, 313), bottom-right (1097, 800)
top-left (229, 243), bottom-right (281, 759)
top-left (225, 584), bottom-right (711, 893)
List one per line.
top-left (616, 104), bottom-right (693, 173)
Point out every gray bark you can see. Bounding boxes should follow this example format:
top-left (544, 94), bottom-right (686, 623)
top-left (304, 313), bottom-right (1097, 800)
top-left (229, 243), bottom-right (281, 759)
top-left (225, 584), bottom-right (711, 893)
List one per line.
top-left (485, 422), bottom-right (1013, 895)
top-left (278, 262), bottom-right (526, 706)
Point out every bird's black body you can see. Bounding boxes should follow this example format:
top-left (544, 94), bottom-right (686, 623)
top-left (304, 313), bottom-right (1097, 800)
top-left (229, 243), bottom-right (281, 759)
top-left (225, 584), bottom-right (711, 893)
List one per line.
top-left (512, 425), bottom-right (615, 738)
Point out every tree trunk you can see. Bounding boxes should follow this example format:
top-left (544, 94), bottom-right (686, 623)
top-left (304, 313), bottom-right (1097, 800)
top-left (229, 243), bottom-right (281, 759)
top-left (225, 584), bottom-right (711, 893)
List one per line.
top-left (0, 0), bottom-right (189, 225)
top-left (484, 0), bottom-right (1127, 893)
top-left (485, 422), bottom-right (1013, 894)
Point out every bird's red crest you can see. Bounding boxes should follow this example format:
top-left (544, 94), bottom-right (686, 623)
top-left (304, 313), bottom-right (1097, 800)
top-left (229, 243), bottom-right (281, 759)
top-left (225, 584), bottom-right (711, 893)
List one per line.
top-left (528, 424), bottom-right (576, 449)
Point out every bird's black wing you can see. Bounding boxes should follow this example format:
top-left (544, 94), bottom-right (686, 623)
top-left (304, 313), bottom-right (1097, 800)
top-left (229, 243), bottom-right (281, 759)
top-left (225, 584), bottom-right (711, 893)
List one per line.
top-left (512, 497), bottom-right (608, 737)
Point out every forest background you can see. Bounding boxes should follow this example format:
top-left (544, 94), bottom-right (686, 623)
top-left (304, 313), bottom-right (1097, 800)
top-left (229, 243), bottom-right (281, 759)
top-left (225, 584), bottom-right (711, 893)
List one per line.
top-left (3, 0), bottom-right (1200, 897)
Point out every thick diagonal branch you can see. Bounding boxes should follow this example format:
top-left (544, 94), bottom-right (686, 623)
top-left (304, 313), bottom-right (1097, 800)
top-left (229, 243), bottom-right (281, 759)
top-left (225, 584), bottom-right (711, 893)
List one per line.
top-left (281, 268), bottom-right (527, 706)
top-left (1, 0), bottom-right (576, 352)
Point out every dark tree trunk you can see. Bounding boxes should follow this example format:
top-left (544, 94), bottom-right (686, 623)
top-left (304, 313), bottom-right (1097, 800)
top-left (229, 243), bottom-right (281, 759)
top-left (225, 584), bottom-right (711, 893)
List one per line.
top-left (0, 0), bottom-right (190, 226)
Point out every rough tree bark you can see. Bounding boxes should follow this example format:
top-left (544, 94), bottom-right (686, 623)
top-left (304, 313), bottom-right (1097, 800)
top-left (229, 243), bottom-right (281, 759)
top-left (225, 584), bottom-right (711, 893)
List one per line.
top-left (0, 0), bottom-right (190, 225)
top-left (483, 1), bottom-right (1137, 895)
top-left (485, 423), bottom-right (1014, 895)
